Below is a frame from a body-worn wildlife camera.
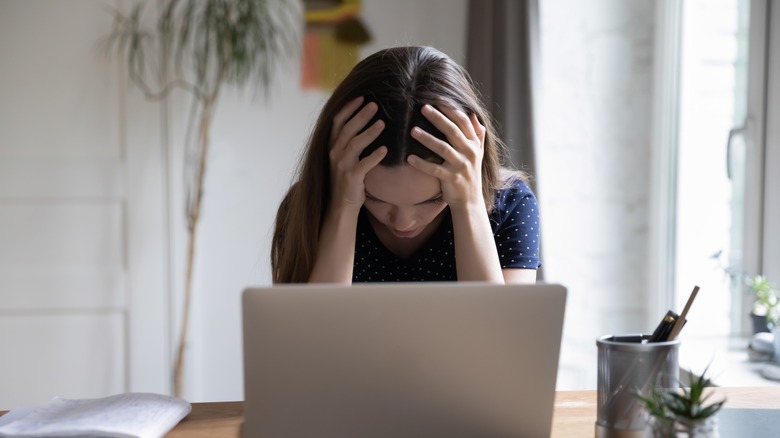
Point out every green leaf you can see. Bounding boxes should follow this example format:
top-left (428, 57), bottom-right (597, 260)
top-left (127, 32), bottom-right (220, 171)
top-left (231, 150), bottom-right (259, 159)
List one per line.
top-left (638, 367), bottom-right (726, 422)
top-left (105, 0), bottom-right (300, 100)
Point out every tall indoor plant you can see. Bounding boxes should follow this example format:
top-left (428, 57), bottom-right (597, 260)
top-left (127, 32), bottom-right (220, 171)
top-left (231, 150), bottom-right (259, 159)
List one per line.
top-left (105, 0), bottom-right (300, 396)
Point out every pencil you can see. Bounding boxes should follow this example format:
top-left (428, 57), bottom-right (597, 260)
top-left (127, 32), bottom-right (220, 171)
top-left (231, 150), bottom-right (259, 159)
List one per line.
top-left (668, 285), bottom-right (700, 341)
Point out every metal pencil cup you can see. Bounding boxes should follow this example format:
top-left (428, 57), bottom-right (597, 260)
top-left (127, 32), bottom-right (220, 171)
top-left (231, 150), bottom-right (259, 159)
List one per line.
top-left (595, 335), bottom-right (679, 438)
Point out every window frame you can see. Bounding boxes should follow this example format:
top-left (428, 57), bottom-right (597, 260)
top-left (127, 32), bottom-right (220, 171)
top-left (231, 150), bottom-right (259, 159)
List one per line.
top-left (649, 0), bottom-right (778, 335)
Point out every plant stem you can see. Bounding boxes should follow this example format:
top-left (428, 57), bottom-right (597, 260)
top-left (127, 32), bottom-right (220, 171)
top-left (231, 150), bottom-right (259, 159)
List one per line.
top-left (173, 98), bottom-right (213, 397)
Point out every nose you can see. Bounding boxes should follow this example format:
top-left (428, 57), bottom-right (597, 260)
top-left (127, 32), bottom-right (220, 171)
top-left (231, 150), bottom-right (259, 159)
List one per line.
top-left (389, 208), bottom-right (416, 231)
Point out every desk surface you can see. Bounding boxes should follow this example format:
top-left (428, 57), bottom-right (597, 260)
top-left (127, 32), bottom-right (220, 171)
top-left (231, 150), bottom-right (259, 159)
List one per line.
top-left (2, 387), bottom-right (778, 437)
top-left (163, 387), bottom-right (780, 437)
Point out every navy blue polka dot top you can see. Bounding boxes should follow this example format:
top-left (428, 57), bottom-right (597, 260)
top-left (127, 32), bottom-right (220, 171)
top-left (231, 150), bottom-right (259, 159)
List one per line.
top-left (352, 178), bottom-right (541, 282)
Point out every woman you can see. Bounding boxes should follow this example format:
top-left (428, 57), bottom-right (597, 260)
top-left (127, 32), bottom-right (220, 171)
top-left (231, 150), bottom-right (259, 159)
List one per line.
top-left (272, 46), bottom-right (540, 283)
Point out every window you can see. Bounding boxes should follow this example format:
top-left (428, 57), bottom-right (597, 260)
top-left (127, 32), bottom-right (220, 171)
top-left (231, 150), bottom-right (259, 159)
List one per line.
top-left (653, 0), bottom-right (779, 336)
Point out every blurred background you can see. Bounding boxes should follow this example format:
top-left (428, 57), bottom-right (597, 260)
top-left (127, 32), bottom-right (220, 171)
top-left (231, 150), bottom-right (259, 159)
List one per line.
top-left (1, 0), bottom-right (779, 405)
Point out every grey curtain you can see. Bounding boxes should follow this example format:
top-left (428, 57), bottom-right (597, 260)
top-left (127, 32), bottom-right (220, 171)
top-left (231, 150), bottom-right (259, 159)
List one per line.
top-left (466, 0), bottom-right (542, 278)
top-left (466, 0), bottom-right (539, 182)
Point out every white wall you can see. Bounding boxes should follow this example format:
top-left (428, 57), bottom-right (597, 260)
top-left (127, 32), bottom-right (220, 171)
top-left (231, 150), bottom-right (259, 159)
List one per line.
top-left (0, 0), bottom-right (170, 407)
top-left (537, 0), bottom-right (657, 389)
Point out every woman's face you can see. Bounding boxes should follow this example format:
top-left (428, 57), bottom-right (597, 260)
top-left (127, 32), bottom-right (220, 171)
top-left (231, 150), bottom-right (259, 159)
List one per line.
top-left (363, 164), bottom-right (447, 239)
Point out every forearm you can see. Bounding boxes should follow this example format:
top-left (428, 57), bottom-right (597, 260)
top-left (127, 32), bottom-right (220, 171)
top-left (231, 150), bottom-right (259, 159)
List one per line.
top-left (308, 207), bottom-right (359, 284)
top-left (450, 204), bottom-right (505, 283)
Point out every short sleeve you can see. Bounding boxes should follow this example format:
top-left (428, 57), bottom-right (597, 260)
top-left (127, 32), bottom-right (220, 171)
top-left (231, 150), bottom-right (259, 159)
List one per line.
top-left (490, 179), bottom-right (541, 269)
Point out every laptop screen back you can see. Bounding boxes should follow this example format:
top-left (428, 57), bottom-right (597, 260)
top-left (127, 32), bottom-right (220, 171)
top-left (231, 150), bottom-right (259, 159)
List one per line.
top-left (242, 282), bottom-right (566, 438)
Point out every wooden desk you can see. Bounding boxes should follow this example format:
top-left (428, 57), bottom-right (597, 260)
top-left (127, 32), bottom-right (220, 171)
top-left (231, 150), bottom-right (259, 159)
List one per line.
top-left (3, 387), bottom-right (779, 437)
top-left (164, 387), bottom-right (780, 437)
top-left (550, 386), bottom-right (780, 437)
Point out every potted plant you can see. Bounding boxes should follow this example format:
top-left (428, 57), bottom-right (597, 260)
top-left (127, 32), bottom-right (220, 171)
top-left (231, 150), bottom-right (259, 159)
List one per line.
top-left (636, 368), bottom-right (726, 437)
top-left (746, 275), bottom-right (779, 333)
top-left (711, 251), bottom-right (779, 334)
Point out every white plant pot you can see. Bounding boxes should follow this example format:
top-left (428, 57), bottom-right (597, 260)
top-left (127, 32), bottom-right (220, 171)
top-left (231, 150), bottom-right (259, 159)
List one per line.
top-left (774, 326), bottom-right (780, 363)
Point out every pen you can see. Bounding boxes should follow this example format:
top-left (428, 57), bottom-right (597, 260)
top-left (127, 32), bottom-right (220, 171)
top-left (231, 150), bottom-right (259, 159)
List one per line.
top-left (648, 310), bottom-right (679, 343)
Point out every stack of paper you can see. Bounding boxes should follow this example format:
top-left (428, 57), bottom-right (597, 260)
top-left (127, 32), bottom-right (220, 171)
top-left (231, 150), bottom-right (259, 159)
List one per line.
top-left (0, 393), bottom-right (191, 438)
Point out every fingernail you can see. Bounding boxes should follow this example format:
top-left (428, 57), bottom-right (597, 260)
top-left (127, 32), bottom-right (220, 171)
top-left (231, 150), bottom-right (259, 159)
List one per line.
top-left (411, 127), bottom-right (421, 135)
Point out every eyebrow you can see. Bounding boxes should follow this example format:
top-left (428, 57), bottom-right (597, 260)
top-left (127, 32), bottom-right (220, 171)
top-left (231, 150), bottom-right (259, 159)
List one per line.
top-left (364, 191), bottom-right (443, 205)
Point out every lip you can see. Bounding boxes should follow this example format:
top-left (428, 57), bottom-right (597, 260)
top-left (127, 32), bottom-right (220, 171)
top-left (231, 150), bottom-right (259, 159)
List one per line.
top-left (391, 228), bottom-right (418, 238)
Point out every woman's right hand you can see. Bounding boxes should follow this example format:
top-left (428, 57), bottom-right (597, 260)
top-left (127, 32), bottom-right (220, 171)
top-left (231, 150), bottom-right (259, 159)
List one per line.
top-left (328, 96), bottom-right (387, 212)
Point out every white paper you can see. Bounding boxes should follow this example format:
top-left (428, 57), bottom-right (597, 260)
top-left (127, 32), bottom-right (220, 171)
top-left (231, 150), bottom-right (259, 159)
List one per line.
top-left (0, 407), bottom-right (37, 428)
top-left (0, 393), bottom-right (191, 438)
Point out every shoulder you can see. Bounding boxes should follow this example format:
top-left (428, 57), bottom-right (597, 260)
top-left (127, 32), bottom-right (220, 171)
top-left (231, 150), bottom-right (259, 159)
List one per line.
top-left (489, 175), bottom-right (539, 232)
top-left (493, 175), bottom-right (537, 211)
top-left (489, 176), bottom-right (541, 269)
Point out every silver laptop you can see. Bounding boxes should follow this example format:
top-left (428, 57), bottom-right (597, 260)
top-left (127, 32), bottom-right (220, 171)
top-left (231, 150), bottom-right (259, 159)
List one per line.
top-left (241, 282), bottom-right (567, 438)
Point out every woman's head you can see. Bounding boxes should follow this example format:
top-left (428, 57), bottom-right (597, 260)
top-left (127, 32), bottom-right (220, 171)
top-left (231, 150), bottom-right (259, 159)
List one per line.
top-left (306, 45), bottom-right (509, 207)
top-left (273, 46), bottom-right (517, 283)
top-left (334, 46), bottom-right (494, 167)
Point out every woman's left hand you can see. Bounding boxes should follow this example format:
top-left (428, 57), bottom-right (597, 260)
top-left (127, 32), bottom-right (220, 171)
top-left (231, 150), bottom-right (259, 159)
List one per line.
top-left (407, 104), bottom-right (486, 210)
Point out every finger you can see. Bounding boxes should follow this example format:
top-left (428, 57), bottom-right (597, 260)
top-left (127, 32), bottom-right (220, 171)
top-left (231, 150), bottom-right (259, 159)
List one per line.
top-left (353, 146), bottom-right (387, 176)
top-left (332, 102), bottom-right (379, 152)
top-left (470, 113), bottom-right (486, 147)
top-left (407, 154), bottom-right (446, 179)
top-left (421, 104), bottom-right (469, 146)
top-left (344, 119), bottom-right (385, 159)
top-left (410, 126), bottom-right (460, 162)
top-left (330, 96), bottom-right (364, 143)
top-left (438, 105), bottom-right (478, 141)
top-left (330, 119), bottom-right (384, 169)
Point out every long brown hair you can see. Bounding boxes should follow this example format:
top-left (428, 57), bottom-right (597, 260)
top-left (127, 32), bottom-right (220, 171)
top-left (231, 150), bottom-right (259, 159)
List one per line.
top-left (272, 46), bottom-right (525, 283)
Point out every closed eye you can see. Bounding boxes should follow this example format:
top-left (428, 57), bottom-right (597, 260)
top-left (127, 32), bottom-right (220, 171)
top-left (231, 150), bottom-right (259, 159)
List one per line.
top-left (364, 192), bottom-right (443, 205)
top-left (364, 193), bottom-right (383, 203)
top-left (420, 197), bottom-right (444, 205)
